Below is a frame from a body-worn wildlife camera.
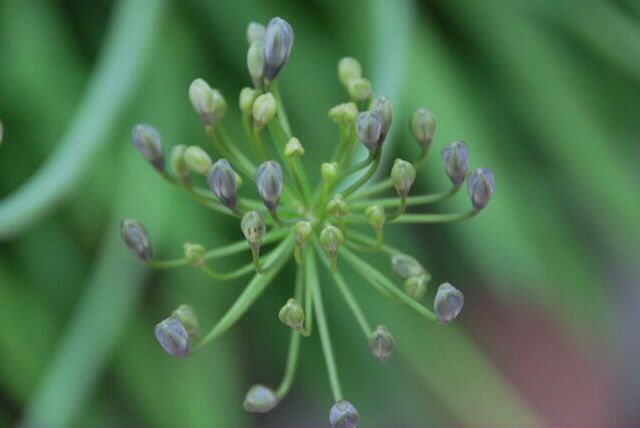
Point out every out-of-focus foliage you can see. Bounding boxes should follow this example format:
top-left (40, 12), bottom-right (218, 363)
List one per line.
top-left (0, 0), bottom-right (639, 426)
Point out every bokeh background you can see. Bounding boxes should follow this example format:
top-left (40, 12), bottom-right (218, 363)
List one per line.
top-left (1, 0), bottom-right (639, 426)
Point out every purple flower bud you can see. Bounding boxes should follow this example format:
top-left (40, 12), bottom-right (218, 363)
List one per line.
top-left (356, 111), bottom-right (382, 153)
top-left (411, 107), bottom-right (436, 151)
top-left (131, 124), bottom-right (164, 171)
top-left (434, 282), bottom-right (464, 324)
top-left (207, 159), bottom-right (238, 209)
top-left (441, 141), bottom-right (469, 186)
top-left (467, 167), bottom-right (495, 210)
top-left (371, 95), bottom-right (393, 144)
top-left (369, 325), bottom-right (395, 363)
top-left (330, 400), bottom-right (360, 428)
top-left (120, 219), bottom-right (152, 261)
top-left (256, 160), bottom-right (283, 210)
top-left (391, 254), bottom-right (425, 279)
top-left (243, 384), bottom-right (279, 413)
top-left (154, 316), bottom-right (189, 357)
top-left (263, 17), bottom-right (294, 81)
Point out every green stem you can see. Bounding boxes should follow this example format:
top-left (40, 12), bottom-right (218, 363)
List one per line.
top-left (352, 178), bottom-right (393, 199)
top-left (348, 230), bottom-right (399, 256)
top-left (199, 262), bottom-right (254, 281)
top-left (341, 152), bottom-right (381, 198)
top-left (243, 114), bottom-right (270, 161)
top-left (147, 259), bottom-right (187, 269)
top-left (271, 81), bottom-right (292, 137)
top-left (214, 127), bottom-right (257, 177)
top-left (339, 153), bottom-right (373, 178)
top-left (390, 209), bottom-right (478, 224)
top-left (251, 248), bottom-right (269, 274)
top-left (287, 157), bottom-right (311, 206)
top-left (275, 329), bottom-right (301, 399)
top-left (385, 195), bottom-right (407, 221)
top-left (349, 186), bottom-right (461, 209)
top-left (301, 249), bottom-right (314, 336)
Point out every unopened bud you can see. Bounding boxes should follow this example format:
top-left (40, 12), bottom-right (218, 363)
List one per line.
top-left (320, 224), bottom-right (344, 258)
top-left (263, 17), bottom-right (294, 81)
top-left (239, 87), bottom-right (258, 116)
top-left (356, 111), bottom-right (382, 152)
top-left (241, 210), bottom-right (266, 250)
top-left (170, 145), bottom-right (189, 180)
top-left (467, 167), bottom-right (495, 210)
top-left (207, 159), bottom-right (238, 209)
top-left (441, 141), bottom-right (469, 186)
top-left (391, 158), bottom-right (416, 198)
top-left (172, 304), bottom-right (199, 336)
top-left (121, 219), bottom-right (151, 261)
top-left (371, 95), bottom-right (392, 142)
top-left (252, 93), bottom-right (277, 131)
top-left (247, 41), bottom-right (265, 89)
top-left (131, 124), bottom-right (164, 172)
top-left (284, 137), bottom-right (305, 157)
top-left (183, 243), bottom-right (206, 266)
top-left (246, 22), bottom-right (266, 45)
top-left (329, 102), bottom-right (358, 124)
top-left (188, 78), bottom-right (226, 126)
top-left (411, 107), bottom-right (436, 151)
top-left (369, 325), bottom-right (395, 363)
top-left (404, 275), bottom-right (429, 300)
top-left (154, 316), bottom-right (189, 358)
top-left (327, 195), bottom-right (348, 219)
top-left (338, 57), bottom-right (362, 87)
top-left (294, 221), bottom-right (313, 246)
top-left (329, 400), bottom-right (360, 428)
top-left (391, 254), bottom-right (425, 279)
top-left (255, 160), bottom-right (283, 210)
top-left (278, 298), bottom-right (305, 329)
top-left (434, 282), bottom-right (464, 324)
top-left (365, 205), bottom-right (385, 229)
top-left (348, 77), bottom-right (372, 102)
top-left (183, 146), bottom-right (212, 175)
top-left (243, 384), bottom-right (279, 413)
top-left (321, 162), bottom-right (339, 184)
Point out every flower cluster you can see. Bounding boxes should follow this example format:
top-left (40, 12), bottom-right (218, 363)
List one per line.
top-left (121, 16), bottom-right (494, 427)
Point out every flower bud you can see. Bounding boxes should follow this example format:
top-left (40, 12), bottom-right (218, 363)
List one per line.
top-left (338, 57), bottom-right (362, 87)
top-left (321, 162), bottom-right (339, 184)
top-left (154, 316), bottom-right (189, 358)
top-left (183, 242), bottom-right (206, 266)
top-left (278, 298), bottom-right (305, 329)
top-left (292, 223), bottom-right (311, 248)
top-left (365, 205), bottom-right (385, 229)
top-left (252, 93), bottom-right (277, 131)
top-left (328, 102), bottom-right (358, 124)
top-left (327, 195), bottom-right (348, 219)
top-left (441, 141), bottom-right (469, 186)
top-left (467, 167), bottom-right (495, 210)
top-left (170, 145), bottom-right (190, 180)
top-left (320, 224), bottom-right (344, 258)
top-left (390, 158), bottom-right (416, 198)
top-left (246, 22), bottom-right (266, 44)
top-left (347, 77), bottom-right (372, 102)
top-left (120, 219), bottom-right (151, 261)
top-left (207, 159), bottom-right (238, 209)
top-left (263, 17), bottom-right (294, 81)
top-left (371, 95), bottom-right (392, 142)
top-left (411, 107), bottom-right (436, 151)
top-left (241, 210), bottom-right (266, 250)
top-left (391, 254), bottom-right (425, 279)
top-left (131, 124), bottom-right (164, 172)
top-left (243, 384), bottom-right (279, 413)
top-left (284, 137), bottom-right (305, 157)
top-left (355, 111), bottom-right (382, 152)
top-left (188, 78), bottom-right (227, 126)
top-left (434, 282), bottom-right (464, 324)
top-left (404, 275), bottom-right (428, 300)
top-left (239, 87), bottom-right (258, 116)
top-left (247, 41), bottom-right (265, 89)
top-left (368, 325), bottom-right (395, 363)
top-left (329, 400), bottom-right (360, 428)
top-left (183, 146), bottom-right (212, 175)
top-left (172, 304), bottom-right (199, 336)
top-left (255, 160), bottom-right (283, 210)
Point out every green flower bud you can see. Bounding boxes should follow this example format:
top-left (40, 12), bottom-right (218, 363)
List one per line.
top-left (154, 316), bottom-right (189, 358)
top-left (263, 17), bottom-right (294, 81)
top-left (183, 242), bottom-right (206, 266)
top-left (369, 325), bottom-right (395, 363)
top-left (338, 57), bottom-right (362, 87)
top-left (131, 124), bottom-right (164, 172)
top-left (390, 158), bottom-right (416, 198)
top-left (207, 159), bottom-right (238, 209)
top-left (172, 304), bottom-right (199, 336)
top-left (239, 87), bottom-right (258, 116)
top-left (243, 384), bottom-right (279, 413)
top-left (329, 400), bottom-right (360, 428)
top-left (434, 282), bottom-right (464, 324)
top-left (347, 77), bottom-right (372, 102)
top-left (246, 21), bottom-right (266, 45)
top-left (252, 93), bottom-right (277, 131)
top-left (294, 221), bottom-right (313, 246)
top-left (404, 275), bottom-right (429, 300)
top-left (120, 219), bottom-right (151, 261)
top-left (183, 146), bottom-right (212, 175)
top-left (355, 111), bottom-right (382, 152)
top-left (441, 141), bottom-right (469, 186)
top-left (365, 205), bottom-right (385, 229)
top-left (467, 167), bottom-right (495, 210)
top-left (278, 298), bottom-right (305, 329)
top-left (247, 41), bottom-right (265, 89)
top-left (391, 254), bottom-right (425, 280)
top-left (371, 95), bottom-right (392, 142)
top-left (241, 210), bottom-right (266, 250)
top-left (255, 160), bottom-right (283, 210)
top-left (188, 78), bottom-right (227, 126)
top-left (411, 107), bottom-right (436, 151)
top-left (321, 162), bottom-right (339, 184)
top-left (170, 145), bottom-right (190, 180)
top-left (320, 224), bottom-right (344, 258)
top-left (329, 102), bottom-right (358, 124)
top-left (327, 195), bottom-right (348, 219)
top-left (284, 137), bottom-right (305, 157)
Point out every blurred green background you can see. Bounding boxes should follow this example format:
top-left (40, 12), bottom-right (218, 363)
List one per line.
top-left (1, 0), bottom-right (639, 426)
